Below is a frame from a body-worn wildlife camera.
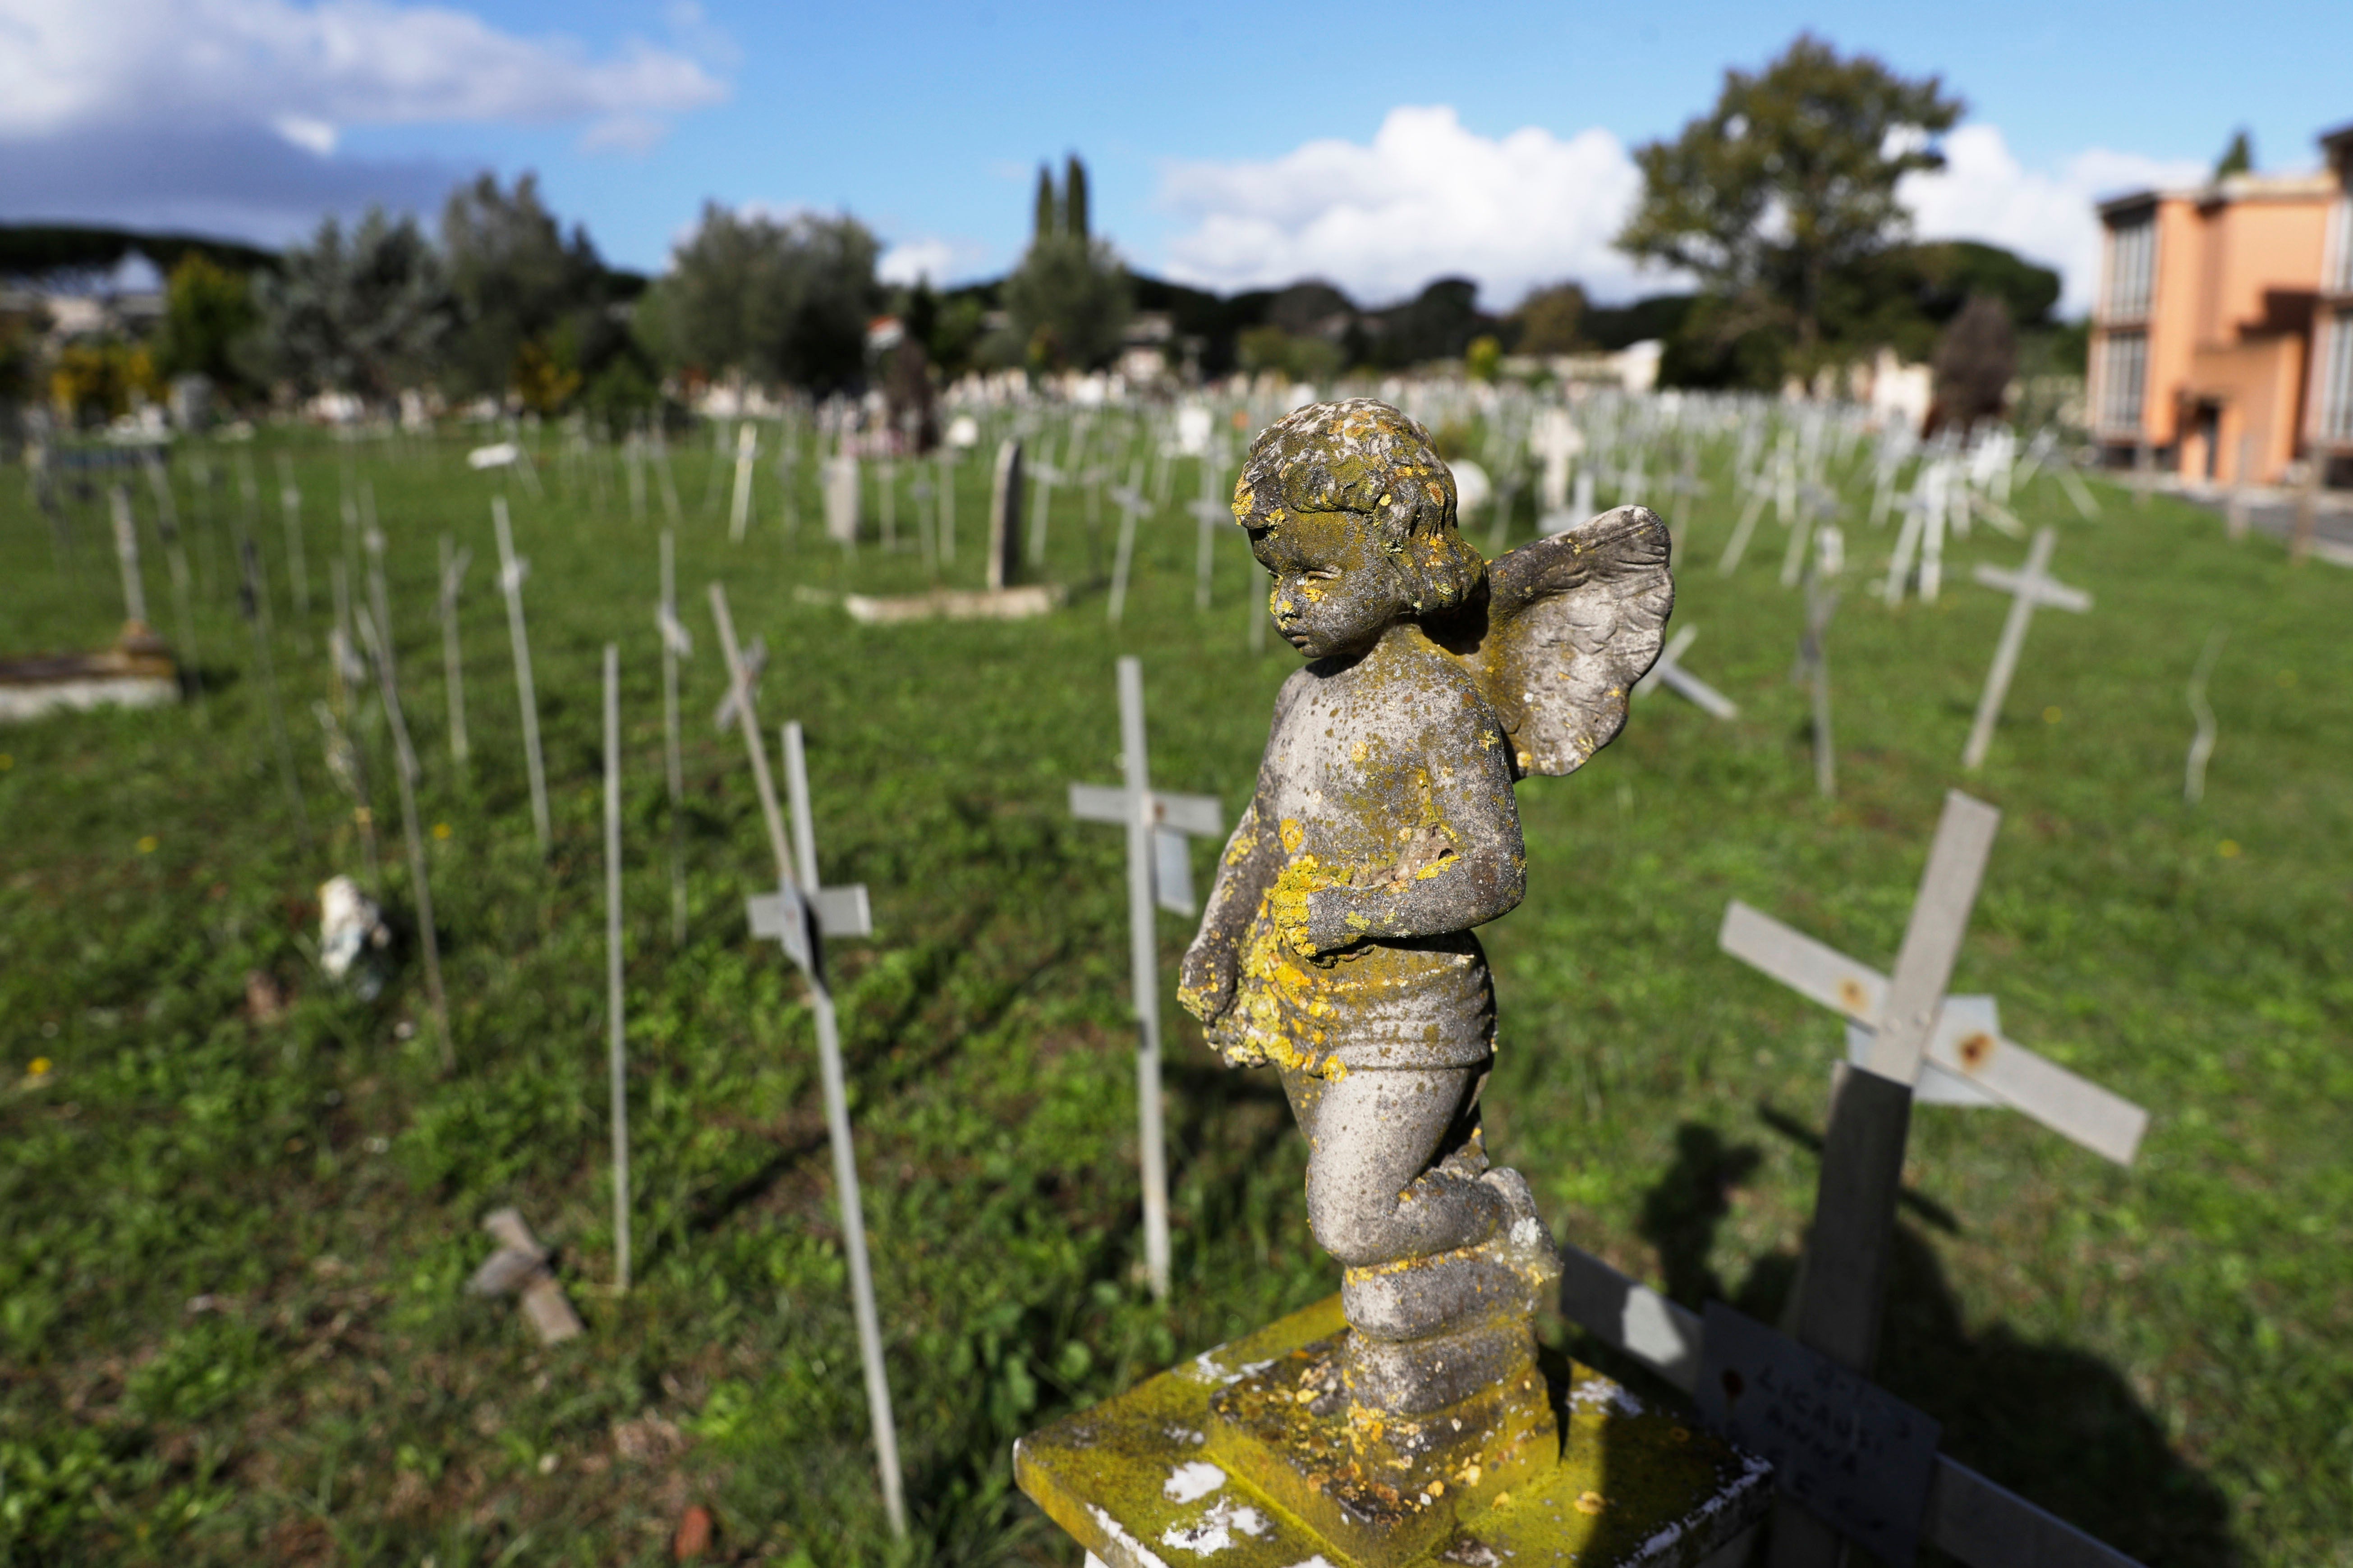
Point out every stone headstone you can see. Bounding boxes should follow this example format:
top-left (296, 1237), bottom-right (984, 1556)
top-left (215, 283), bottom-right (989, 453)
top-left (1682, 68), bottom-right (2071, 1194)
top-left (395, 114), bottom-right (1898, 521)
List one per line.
top-left (823, 453), bottom-right (861, 545)
top-left (987, 439), bottom-right (1023, 591)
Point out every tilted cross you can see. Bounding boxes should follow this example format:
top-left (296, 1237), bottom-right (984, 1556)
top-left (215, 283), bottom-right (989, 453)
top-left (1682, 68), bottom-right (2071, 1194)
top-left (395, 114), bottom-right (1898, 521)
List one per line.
top-left (1067, 657), bottom-right (1222, 1301)
top-left (1962, 527), bottom-right (2091, 770)
top-left (1632, 624), bottom-right (1739, 720)
top-left (709, 635), bottom-right (766, 732)
top-left (708, 584), bottom-right (907, 1541)
top-left (1105, 459), bottom-right (1154, 624)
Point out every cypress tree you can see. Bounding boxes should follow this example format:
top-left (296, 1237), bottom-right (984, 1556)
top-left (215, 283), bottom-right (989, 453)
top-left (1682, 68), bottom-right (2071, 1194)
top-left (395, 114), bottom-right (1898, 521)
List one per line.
top-left (2214, 130), bottom-right (2253, 180)
top-left (1034, 165), bottom-right (1057, 242)
top-left (1065, 155), bottom-right (1090, 242)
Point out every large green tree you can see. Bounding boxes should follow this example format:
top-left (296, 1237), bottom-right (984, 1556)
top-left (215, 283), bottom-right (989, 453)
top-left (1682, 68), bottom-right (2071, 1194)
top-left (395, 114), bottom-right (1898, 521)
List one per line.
top-left (1002, 231), bottom-right (1131, 373)
top-left (1618, 34), bottom-right (1962, 370)
top-left (439, 172), bottom-right (603, 403)
top-left (155, 253), bottom-right (259, 394)
top-left (248, 209), bottom-right (450, 401)
top-left (642, 205), bottom-right (881, 392)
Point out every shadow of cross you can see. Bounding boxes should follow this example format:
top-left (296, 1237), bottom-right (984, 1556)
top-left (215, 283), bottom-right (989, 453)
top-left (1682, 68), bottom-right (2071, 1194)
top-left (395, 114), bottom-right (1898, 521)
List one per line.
top-left (1963, 527), bottom-right (2092, 771)
top-left (1633, 624), bottom-right (1740, 720)
top-left (1068, 656), bottom-right (1222, 1303)
top-left (1715, 790), bottom-right (2149, 1565)
top-left (708, 584), bottom-right (907, 1543)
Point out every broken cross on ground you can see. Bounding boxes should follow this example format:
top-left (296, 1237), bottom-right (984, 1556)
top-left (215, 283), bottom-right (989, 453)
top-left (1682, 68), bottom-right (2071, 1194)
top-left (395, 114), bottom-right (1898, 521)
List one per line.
top-left (708, 583), bottom-right (907, 1541)
top-left (1962, 527), bottom-right (2091, 771)
top-left (1632, 624), bottom-right (1739, 720)
top-left (1067, 657), bottom-right (1222, 1302)
top-left (469, 1207), bottom-right (584, 1344)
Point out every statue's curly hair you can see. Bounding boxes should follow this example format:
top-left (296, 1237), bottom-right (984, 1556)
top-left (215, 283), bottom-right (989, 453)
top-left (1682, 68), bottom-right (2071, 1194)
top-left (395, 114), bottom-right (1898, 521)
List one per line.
top-left (1231, 398), bottom-right (1487, 616)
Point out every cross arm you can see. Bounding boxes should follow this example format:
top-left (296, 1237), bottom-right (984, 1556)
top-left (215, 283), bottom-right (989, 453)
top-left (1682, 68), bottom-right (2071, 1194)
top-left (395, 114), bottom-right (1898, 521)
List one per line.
top-left (1972, 564), bottom-right (2091, 613)
top-left (1720, 900), bottom-right (2146, 1165)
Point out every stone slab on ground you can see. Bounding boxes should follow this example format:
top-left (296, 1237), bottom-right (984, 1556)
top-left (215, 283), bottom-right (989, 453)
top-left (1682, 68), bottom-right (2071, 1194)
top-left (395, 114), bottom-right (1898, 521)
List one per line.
top-left (842, 584), bottom-right (1064, 624)
top-left (1017, 1295), bottom-right (1770, 1568)
top-left (0, 625), bottom-right (179, 722)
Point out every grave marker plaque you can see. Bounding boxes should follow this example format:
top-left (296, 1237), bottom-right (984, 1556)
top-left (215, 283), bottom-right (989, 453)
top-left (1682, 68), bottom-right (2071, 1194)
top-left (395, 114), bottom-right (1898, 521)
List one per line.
top-left (1698, 1301), bottom-right (1943, 1567)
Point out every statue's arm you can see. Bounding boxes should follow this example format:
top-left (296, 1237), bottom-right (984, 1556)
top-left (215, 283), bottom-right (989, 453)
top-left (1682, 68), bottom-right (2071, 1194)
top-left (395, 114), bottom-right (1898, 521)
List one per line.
top-left (1282, 700), bottom-right (1526, 954)
top-left (1177, 794), bottom-right (1279, 1026)
top-left (1178, 678), bottom-right (1301, 1032)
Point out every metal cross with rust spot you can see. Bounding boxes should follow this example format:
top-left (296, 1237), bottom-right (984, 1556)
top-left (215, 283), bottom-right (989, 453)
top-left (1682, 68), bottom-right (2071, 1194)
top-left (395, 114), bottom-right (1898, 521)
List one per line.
top-left (1719, 790), bottom-right (2148, 1165)
top-left (1718, 790), bottom-right (2143, 1568)
top-left (1069, 657), bottom-right (1222, 1302)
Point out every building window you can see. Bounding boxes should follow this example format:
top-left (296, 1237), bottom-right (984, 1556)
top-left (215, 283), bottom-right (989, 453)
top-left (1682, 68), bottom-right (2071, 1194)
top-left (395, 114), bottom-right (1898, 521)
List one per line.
top-left (2097, 332), bottom-right (2148, 434)
top-left (2104, 217), bottom-right (2156, 321)
top-left (2322, 310), bottom-right (2353, 445)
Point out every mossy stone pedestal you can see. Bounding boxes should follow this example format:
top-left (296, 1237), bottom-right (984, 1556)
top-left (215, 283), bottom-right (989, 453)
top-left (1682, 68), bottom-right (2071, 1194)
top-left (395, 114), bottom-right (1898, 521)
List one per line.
top-left (1015, 1296), bottom-right (1772, 1568)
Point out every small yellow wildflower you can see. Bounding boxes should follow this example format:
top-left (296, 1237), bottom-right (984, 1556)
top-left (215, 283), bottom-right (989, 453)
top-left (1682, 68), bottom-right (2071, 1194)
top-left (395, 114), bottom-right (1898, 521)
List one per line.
top-left (2219, 839), bottom-right (2242, 858)
top-left (136, 835), bottom-right (158, 854)
top-left (432, 821), bottom-right (451, 840)
top-left (2042, 706), bottom-right (2061, 724)
top-left (28, 1058), bottom-right (51, 1077)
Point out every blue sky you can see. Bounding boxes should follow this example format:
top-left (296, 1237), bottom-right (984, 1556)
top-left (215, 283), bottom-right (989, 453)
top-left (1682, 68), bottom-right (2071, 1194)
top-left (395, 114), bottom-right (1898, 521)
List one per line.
top-left (5, 0), bottom-right (2349, 313)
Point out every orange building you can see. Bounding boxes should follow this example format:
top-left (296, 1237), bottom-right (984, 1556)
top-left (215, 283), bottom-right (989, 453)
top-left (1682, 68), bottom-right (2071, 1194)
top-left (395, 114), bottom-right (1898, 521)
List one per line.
top-left (2088, 124), bottom-right (2353, 487)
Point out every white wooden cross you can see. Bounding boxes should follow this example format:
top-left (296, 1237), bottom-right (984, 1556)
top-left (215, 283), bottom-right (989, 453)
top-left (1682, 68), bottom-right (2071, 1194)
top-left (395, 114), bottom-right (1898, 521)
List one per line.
top-left (1719, 792), bottom-right (2147, 1166)
top-left (657, 531), bottom-right (691, 943)
top-left (109, 485), bottom-right (149, 626)
top-left (1026, 454), bottom-right (1066, 567)
top-left (726, 419), bottom-right (758, 543)
top-left (1962, 527), bottom-right (2091, 770)
top-left (709, 635), bottom-right (765, 732)
top-left (1105, 459), bottom-right (1152, 625)
top-left (1067, 657), bottom-right (1222, 1302)
top-left (492, 497), bottom-right (551, 853)
top-left (1632, 624), bottom-right (1739, 720)
top-left (437, 535), bottom-right (471, 765)
top-left (1795, 575), bottom-right (1838, 798)
top-left (709, 585), bottom-right (905, 1540)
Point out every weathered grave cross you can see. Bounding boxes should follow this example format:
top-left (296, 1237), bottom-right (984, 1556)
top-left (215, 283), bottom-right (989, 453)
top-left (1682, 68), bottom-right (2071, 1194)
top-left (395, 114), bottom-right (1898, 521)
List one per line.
top-left (1962, 527), bottom-right (2091, 770)
top-left (1632, 624), bottom-right (1739, 720)
top-left (1795, 573), bottom-right (1838, 798)
top-left (492, 498), bottom-right (551, 853)
top-left (1712, 792), bottom-right (2143, 1565)
top-left (1067, 658), bottom-right (1222, 1302)
top-left (708, 584), bottom-right (906, 1540)
top-left (1105, 459), bottom-right (1152, 624)
top-left (1719, 790), bottom-right (2148, 1166)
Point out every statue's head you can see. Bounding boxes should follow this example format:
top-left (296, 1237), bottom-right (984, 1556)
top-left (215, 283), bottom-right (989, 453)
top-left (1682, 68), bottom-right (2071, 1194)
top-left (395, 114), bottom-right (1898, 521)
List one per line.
top-left (1232, 399), bottom-right (1487, 660)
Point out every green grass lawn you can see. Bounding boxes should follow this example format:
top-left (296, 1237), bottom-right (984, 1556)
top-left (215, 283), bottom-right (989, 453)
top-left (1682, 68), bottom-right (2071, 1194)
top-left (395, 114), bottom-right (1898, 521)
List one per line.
top-left (0, 417), bottom-right (2346, 1567)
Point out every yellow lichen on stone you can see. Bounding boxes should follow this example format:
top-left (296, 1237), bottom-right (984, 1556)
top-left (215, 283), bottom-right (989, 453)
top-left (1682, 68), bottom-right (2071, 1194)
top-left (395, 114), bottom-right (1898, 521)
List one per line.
top-left (1278, 817), bottom-right (1306, 854)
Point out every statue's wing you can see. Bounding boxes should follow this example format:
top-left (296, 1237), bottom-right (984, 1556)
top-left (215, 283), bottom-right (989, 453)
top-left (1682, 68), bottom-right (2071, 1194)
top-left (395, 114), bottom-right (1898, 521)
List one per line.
top-left (1467, 505), bottom-right (1674, 778)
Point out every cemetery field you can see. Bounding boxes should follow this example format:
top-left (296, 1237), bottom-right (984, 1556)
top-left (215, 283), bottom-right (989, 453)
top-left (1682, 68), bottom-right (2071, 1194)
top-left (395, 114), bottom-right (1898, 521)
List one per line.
top-left (1, 422), bottom-right (2348, 1568)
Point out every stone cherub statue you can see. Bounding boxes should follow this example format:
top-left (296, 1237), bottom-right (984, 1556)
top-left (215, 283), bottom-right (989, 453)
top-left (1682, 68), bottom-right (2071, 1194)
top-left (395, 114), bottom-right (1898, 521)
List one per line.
top-left (1179, 399), bottom-right (1670, 1468)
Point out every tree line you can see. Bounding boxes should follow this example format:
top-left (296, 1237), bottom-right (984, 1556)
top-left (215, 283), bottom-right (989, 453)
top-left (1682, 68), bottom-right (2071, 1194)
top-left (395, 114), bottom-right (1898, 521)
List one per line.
top-left (5, 35), bottom-right (2100, 430)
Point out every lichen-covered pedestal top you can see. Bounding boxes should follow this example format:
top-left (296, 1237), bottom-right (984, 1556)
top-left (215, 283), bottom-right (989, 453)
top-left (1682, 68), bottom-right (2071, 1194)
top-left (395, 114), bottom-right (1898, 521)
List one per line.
top-left (1015, 1296), bottom-right (1770, 1568)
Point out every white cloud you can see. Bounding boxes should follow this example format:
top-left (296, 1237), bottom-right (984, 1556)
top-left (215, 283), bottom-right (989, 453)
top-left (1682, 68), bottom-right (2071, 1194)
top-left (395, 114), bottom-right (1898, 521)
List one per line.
top-left (1158, 107), bottom-right (2220, 321)
top-left (1899, 124), bottom-right (2207, 316)
top-left (0, 0), bottom-right (726, 145)
top-left (878, 237), bottom-right (979, 288)
top-left (0, 0), bottom-right (727, 241)
top-left (1157, 105), bottom-right (1664, 308)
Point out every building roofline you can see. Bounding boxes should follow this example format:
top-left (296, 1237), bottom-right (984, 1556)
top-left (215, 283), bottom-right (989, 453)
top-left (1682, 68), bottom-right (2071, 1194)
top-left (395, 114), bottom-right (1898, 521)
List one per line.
top-left (2321, 120), bottom-right (2353, 158)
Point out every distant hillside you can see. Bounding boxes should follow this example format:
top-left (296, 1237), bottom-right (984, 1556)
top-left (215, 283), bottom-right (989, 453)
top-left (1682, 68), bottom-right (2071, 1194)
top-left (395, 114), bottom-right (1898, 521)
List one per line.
top-left (0, 224), bottom-right (278, 284)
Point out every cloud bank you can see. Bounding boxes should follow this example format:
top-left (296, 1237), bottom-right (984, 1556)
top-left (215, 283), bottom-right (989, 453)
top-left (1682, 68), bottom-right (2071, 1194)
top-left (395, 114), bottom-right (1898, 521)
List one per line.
top-left (0, 0), bottom-right (728, 243)
top-left (1157, 107), bottom-right (2206, 318)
